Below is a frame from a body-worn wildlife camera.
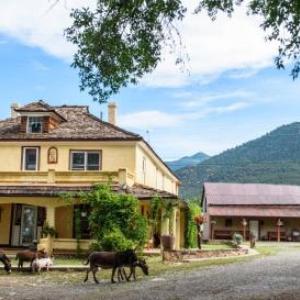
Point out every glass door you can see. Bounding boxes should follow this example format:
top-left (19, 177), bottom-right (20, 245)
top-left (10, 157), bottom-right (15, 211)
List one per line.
top-left (20, 205), bottom-right (37, 246)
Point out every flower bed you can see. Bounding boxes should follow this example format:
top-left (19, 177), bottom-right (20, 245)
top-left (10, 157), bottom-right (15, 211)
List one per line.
top-left (163, 248), bottom-right (249, 262)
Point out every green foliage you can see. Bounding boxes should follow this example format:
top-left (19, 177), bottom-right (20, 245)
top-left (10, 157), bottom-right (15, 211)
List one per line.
top-left (232, 233), bottom-right (243, 247)
top-left (177, 122), bottom-right (300, 198)
top-left (41, 222), bottom-right (58, 238)
top-left (185, 200), bottom-right (201, 249)
top-left (65, 0), bottom-right (186, 103)
top-left (149, 196), bottom-right (178, 234)
top-left (79, 184), bottom-right (148, 251)
top-left (66, 1), bottom-right (300, 102)
top-left (99, 227), bottom-right (135, 251)
top-left (197, 0), bottom-right (300, 79)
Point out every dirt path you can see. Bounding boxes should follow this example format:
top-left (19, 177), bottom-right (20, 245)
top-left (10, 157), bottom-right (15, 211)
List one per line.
top-left (1, 247), bottom-right (300, 299)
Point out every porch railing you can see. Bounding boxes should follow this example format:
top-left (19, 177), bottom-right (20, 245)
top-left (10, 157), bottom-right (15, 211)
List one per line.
top-left (0, 168), bottom-right (135, 187)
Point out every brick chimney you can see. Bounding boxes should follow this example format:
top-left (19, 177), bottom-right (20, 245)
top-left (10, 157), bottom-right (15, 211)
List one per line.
top-left (108, 102), bottom-right (117, 125)
top-left (11, 103), bottom-right (20, 118)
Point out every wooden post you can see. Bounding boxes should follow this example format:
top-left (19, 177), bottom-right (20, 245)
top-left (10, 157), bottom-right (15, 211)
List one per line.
top-left (277, 218), bottom-right (283, 242)
top-left (211, 220), bottom-right (216, 241)
top-left (242, 218), bottom-right (247, 241)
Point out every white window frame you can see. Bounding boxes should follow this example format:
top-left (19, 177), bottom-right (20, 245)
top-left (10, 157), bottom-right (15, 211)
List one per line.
top-left (22, 147), bottom-right (39, 171)
top-left (70, 151), bottom-right (101, 171)
top-left (27, 117), bottom-right (43, 134)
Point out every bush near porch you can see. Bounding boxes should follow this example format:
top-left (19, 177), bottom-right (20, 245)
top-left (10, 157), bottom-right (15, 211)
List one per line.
top-left (65, 184), bottom-right (148, 252)
top-left (185, 200), bottom-right (201, 249)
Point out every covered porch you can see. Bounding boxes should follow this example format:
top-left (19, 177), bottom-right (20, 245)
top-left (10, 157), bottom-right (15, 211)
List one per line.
top-left (205, 203), bottom-right (300, 242)
top-left (0, 195), bottom-right (185, 255)
top-left (0, 197), bottom-right (91, 253)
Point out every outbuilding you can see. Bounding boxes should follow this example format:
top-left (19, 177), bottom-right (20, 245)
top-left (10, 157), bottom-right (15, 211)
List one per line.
top-left (202, 182), bottom-right (300, 242)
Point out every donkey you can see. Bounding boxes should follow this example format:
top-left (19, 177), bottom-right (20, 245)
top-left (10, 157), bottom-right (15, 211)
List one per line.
top-left (84, 249), bottom-right (138, 284)
top-left (0, 250), bottom-right (11, 274)
top-left (16, 249), bottom-right (47, 271)
top-left (117, 258), bottom-right (149, 282)
top-left (126, 258), bottom-right (149, 281)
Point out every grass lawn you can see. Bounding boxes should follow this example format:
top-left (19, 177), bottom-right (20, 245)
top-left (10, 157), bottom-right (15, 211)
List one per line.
top-left (2, 242), bottom-right (276, 284)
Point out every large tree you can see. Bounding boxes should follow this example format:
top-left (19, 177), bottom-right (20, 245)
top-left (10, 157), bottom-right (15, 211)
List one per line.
top-left (66, 0), bottom-right (300, 103)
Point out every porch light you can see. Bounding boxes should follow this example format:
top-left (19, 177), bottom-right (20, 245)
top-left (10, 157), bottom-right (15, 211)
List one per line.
top-left (242, 218), bottom-right (247, 227)
top-left (277, 219), bottom-right (283, 227)
top-left (81, 211), bottom-right (87, 218)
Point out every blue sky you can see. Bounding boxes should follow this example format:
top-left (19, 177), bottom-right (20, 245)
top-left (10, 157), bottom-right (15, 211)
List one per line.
top-left (0, 1), bottom-right (300, 161)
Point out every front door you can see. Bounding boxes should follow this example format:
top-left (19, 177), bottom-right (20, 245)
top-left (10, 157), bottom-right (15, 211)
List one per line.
top-left (249, 220), bottom-right (260, 240)
top-left (20, 205), bottom-right (37, 246)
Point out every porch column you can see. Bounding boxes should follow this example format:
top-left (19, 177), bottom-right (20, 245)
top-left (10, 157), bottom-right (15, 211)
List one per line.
top-left (46, 206), bottom-right (55, 227)
top-left (38, 206), bottom-right (55, 255)
top-left (161, 208), bottom-right (170, 236)
top-left (170, 207), bottom-right (178, 250)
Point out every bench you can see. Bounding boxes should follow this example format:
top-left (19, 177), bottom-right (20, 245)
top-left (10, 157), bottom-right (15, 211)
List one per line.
top-left (214, 230), bottom-right (250, 240)
top-left (267, 231), bottom-right (286, 241)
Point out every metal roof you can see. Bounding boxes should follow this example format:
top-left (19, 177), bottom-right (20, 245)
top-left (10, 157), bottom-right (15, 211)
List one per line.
top-left (204, 182), bottom-right (300, 206)
top-left (209, 206), bottom-right (300, 218)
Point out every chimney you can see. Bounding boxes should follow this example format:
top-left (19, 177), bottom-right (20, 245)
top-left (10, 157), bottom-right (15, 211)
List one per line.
top-left (11, 103), bottom-right (20, 118)
top-left (108, 102), bottom-right (117, 125)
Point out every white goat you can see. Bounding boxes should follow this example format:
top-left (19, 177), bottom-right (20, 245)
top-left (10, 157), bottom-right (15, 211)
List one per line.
top-left (32, 257), bottom-right (54, 272)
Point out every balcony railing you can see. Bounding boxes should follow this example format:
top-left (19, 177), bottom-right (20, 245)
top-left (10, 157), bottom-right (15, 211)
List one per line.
top-left (0, 168), bottom-right (135, 187)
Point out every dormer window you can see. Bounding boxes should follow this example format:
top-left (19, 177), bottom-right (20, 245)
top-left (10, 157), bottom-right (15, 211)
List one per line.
top-left (28, 117), bottom-right (43, 133)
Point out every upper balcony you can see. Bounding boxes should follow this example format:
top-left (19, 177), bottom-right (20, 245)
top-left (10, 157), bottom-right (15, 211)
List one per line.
top-left (0, 168), bottom-right (135, 187)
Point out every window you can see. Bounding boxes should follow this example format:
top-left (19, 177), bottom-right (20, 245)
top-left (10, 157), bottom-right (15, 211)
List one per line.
top-left (28, 117), bottom-right (43, 133)
top-left (70, 151), bottom-right (101, 171)
top-left (73, 205), bottom-right (91, 239)
top-left (225, 219), bottom-right (233, 227)
top-left (23, 147), bottom-right (39, 171)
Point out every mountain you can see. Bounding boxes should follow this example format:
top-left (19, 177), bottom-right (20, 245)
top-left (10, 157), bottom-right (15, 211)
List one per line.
top-left (166, 152), bottom-right (210, 171)
top-left (176, 122), bottom-right (300, 199)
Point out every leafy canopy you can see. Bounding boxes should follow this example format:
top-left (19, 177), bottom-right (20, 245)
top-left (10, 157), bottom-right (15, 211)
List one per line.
top-left (66, 0), bottom-right (186, 103)
top-left (66, 0), bottom-right (300, 103)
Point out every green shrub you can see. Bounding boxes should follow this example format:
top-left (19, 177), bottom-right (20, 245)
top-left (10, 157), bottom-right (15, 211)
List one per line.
top-left (77, 184), bottom-right (148, 251)
top-left (99, 228), bottom-right (135, 251)
top-left (232, 232), bottom-right (243, 247)
top-left (185, 200), bottom-right (201, 248)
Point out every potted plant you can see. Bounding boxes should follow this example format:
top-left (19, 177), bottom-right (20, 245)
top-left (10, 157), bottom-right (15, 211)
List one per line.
top-left (161, 234), bottom-right (175, 251)
top-left (41, 223), bottom-right (58, 238)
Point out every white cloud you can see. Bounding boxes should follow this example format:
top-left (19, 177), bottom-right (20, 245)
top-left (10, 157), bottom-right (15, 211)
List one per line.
top-left (119, 100), bottom-right (250, 130)
top-left (177, 90), bottom-right (253, 109)
top-left (0, 0), bottom-right (276, 85)
top-left (119, 110), bottom-right (183, 129)
top-left (141, 0), bottom-right (277, 87)
top-left (0, 0), bottom-right (96, 60)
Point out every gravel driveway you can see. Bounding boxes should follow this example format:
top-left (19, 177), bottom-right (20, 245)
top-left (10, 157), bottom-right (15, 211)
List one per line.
top-left (1, 247), bottom-right (300, 300)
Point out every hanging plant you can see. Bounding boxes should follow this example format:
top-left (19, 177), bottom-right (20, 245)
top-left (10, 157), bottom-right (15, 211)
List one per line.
top-left (41, 222), bottom-right (58, 238)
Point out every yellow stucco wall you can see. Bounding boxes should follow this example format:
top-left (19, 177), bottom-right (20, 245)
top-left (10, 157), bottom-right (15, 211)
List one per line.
top-left (0, 141), bottom-right (178, 195)
top-left (0, 204), bottom-right (11, 245)
top-left (0, 142), bottom-right (136, 173)
top-left (135, 143), bottom-right (178, 195)
top-left (55, 206), bottom-right (73, 239)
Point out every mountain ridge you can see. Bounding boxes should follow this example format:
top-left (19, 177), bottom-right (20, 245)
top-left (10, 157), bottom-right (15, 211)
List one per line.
top-left (176, 122), bottom-right (300, 199)
top-left (166, 152), bottom-right (210, 171)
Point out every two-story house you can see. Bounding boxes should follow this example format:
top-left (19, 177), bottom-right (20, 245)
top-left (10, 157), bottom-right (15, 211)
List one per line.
top-left (0, 100), bottom-right (185, 253)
